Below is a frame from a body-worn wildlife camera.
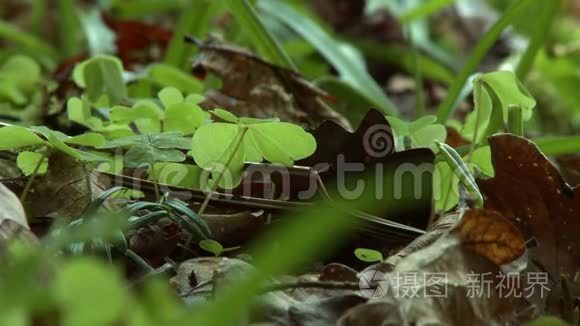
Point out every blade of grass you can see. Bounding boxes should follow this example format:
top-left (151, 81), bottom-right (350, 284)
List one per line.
top-left (0, 20), bottom-right (58, 66)
top-left (435, 0), bottom-right (535, 123)
top-left (164, 0), bottom-right (212, 68)
top-left (400, 0), bottom-right (456, 23)
top-left (30, 0), bottom-right (47, 36)
top-left (224, 0), bottom-right (296, 70)
top-left (533, 136), bottom-right (580, 156)
top-left (258, 0), bottom-right (398, 116)
top-left (58, 0), bottom-right (81, 57)
top-left (515, 0), bottom-right (561, 80)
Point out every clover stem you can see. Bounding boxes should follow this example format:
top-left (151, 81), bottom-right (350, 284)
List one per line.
top-left (150, 164), bottom-right (161, 201)
top-left (20, 147), bottom-right (50, 204)
top-left (197, 127), bottom-right (248, 216)
top-left (508, 105), bottom-right (524, 137)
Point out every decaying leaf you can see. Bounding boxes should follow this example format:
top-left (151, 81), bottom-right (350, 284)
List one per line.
top-left (0, 182), bottom-right (29, 229)
top-left (8, 151), bottom-right (109, 219)
top-left (477, 134), bottom-right (580, 281)
top-left (0, 183), bottom-right (38, 253)
top-left (190, 37), bottom-right (351, 129)
top-left (453, 208), bottom-right (526, 266)
top-left (343, 208), bottom-right (528, 325)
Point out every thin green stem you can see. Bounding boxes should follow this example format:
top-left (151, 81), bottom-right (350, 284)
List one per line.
top-left (20, 148), bottom-right (49, 203)
top-left (150, 164), bottom-right (161, 201)
top-left (197, 127), bottom-right (249, 216)
top-left (467, 80), bottom-right (484, 162)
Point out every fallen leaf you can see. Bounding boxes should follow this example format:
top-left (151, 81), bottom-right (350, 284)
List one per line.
top-left (453, 208), bottom-right (526, 266)
top-left (477, 134), bottom-right (580, 280)
top-left (7, 151), bottom-right (110, 219)
top-left (0, 183), bottom-right (38, 254)
top-left (0, 182), bottom-right (29, 228)
top-left (342, 208), bottom-right (528, 325)
top-left (190, 37), bottom-right (351, 129)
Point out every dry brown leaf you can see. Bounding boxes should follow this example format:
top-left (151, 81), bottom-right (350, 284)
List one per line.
top-left (8, 151), bottom-right (109, 219)
top-left (191, 37), bottom-right (351, 129)
top-left (453, 208), bottom-right (526, 266)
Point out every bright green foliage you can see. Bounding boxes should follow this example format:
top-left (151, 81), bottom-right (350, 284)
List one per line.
top-left (199, 239), bottom-right (224, 256)
top-left (462, 71), bottom-right (535, 143)
top-left (17, 151), bottom-right (48, 176)
top-left (151, 162), bottom-right (203, 189)
top-left (0, 125), bottom-right (105, 163)
top-left (102, 132), bottom-right (191, 168)
top-left (73, 55), bottom-right (128, 105)
top-left (0, 55), bottom-right (41, 106)
top-left (110, 87), bottom-right (208, 135)
top-left (0, 126), bottom-right (44, 150)
top-left (387, 115), bottom-right (446, 150)
top-left (191, 110), bottom-right (317, 189)
top-left (55, 259), bottom-right (127, 326)
top-left (354, 248), bottom-right (384, 263)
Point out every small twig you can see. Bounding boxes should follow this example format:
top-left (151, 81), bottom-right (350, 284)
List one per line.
top-left (257, 280), bottom-right (360, 295)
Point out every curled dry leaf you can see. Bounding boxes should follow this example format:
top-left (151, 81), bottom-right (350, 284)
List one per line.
top-left (191, 37), bottom-right (351, 129)
top-left (477, 134), bottom-right (580, 281)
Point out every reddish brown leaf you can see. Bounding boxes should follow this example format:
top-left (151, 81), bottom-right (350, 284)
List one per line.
top-left (103, 14), bottom-right (172, 68)
top-left (477, 134), bottom-right (580, 280)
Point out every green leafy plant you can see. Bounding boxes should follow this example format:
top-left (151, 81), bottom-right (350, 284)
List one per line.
top-left (73, 55), bottom-right (128, 105)
top-left (354, 248), bottom-right (384, 263)
top-left (461, 71), bottom-right (536, 144)
top-left (191, 109), bottom-right (317, 190)
top-left (110, 87), bottom-right (208, 135)
top-left (0, 55), bottom-right (41, 107)
top-left (387, 115), bottom-right (447, 151)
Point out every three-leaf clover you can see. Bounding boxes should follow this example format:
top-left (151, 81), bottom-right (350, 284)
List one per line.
top-left (191, 109), bottom-right (317, 189)
top-left (110, 87), bottom-right (208, 135)
top-left (101, 132), bottom-right (191, 168)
